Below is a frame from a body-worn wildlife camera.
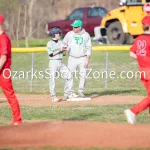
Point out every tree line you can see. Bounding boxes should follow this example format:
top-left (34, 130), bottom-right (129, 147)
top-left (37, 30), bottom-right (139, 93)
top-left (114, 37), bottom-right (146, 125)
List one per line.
top-left (0, 0), bottom-right (119, 47)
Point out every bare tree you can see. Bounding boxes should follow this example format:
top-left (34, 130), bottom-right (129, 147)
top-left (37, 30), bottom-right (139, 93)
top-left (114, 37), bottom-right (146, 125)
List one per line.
top-left (22, 0), bottom-right (36, 47)
top-left (28, 0), bottom-right (36, 37)
top-left (23, 4), bottom-right (27, 38)
top-left (1, 0), bottom-right (119, 43)
top-left (16, 4), bottom-right (21, 47)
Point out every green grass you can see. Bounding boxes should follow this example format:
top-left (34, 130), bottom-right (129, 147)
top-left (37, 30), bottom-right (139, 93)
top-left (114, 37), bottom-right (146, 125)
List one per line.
top-left (12, 39), bottom-right (50, 47)
top-left (11, 38), bottom-right (103, 48)
top-left (4, 39), bottom-right (147, 95)
top-left (0, 104), bottom-right (150, 126)
top-left (11, 38), bottom-right (131, 48)
top-left (8, 50), bottom-right (146, 95)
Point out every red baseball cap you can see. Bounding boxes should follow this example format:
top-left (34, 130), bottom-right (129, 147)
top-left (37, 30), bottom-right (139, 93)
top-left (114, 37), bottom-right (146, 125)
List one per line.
top-left (0, 14), bottom-right (4, 23)
top-left (142, 16), bottom-right (150, 25)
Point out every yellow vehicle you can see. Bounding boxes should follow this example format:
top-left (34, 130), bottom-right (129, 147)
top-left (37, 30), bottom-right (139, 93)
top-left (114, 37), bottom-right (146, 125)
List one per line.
top-left (100, 0), bottom-right (150, 44)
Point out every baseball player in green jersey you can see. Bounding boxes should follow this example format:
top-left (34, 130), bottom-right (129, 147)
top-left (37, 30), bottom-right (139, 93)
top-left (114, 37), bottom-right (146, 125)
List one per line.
top-left (47, 27), bottom-right (78, 102)
top-left (63, 20), bottom-right (92, 99)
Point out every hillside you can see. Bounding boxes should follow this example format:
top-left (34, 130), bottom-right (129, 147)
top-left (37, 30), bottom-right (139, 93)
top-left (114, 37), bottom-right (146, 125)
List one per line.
top-left (0, 0), bottom-right (119, 40)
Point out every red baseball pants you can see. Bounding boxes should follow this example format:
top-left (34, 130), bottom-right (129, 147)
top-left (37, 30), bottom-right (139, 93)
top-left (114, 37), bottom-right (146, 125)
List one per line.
top-left (0, 69), bottom-right (22, 123)
top-left (130, 68), bottom-right (150, 115)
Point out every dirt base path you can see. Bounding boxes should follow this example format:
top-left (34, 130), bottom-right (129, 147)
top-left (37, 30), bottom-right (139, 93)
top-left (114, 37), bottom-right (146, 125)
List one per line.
top-left (0, 94), bottom-right (144, 106)
top-left (0, 121), bottom-right (150, 149)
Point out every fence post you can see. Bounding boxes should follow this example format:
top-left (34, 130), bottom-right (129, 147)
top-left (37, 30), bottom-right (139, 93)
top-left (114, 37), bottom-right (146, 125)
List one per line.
top-left (30, 52), bottom-right (34, 91)
top-left (105, 51), bottom-right (108, 89)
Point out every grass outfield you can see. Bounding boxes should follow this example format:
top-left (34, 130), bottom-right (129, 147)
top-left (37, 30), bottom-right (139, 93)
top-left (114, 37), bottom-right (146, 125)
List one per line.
top-left (0, 104), bottom-right (149, 126)
top-left (10, 50), bottom-right (146, 95)
top-left (11, 38), bottom-right (108, 47)
top-left (10, 39), bottom-right (145, 95)
top-left (12, 39), bottom-right (50, 47)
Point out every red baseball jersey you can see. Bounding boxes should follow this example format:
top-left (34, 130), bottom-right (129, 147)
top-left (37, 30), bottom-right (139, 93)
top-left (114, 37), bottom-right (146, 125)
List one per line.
top-left (130, 34), bottom-right (150, 68)
top-left (0, 33), bottom-right (11, 69)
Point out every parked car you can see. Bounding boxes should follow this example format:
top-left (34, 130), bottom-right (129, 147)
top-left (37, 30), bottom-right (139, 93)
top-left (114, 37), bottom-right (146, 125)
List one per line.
top-left (45, 6), bottom-right (107, 36)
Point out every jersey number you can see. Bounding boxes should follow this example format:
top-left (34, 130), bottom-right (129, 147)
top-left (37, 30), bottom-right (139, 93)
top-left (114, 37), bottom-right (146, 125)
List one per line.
top-left (137, 40), bottom-right (146, 56)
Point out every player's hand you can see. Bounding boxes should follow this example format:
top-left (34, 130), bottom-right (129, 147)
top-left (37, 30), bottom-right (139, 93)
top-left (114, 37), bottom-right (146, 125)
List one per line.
top-left (63, 50), bottom-right (67, 56)
top-left (84, 60), bottom-right (89, 68)
top-left (62, 45), bottom-right (67, 51)
top-left (63, 46), bottom-right (67, 51)
top-left (84, 56), bottom-right (90, 68)
top-left (58, 49), bottom-right (63, 53)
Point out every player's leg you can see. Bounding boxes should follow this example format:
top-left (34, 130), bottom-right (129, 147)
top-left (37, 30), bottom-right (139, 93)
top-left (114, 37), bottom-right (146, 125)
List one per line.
top-left (125, 79), bottom-right (150, 124)
top-left (130, 79), bottom-right (150, 115)
top-left (0, 73), bottom-right (22, 125)
top-left (59, 63), bottom-right (72, 100)
top-left (49, 60), bottom-right (59, 102)
top-left (67, 56), bottom-right (78, 96)
top-left (78, 57), bottom-right (87, 97)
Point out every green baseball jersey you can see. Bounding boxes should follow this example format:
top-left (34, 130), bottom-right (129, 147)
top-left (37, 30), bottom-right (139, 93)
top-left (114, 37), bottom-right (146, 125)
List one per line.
top-left (47, 40), bottom-right (63, 60)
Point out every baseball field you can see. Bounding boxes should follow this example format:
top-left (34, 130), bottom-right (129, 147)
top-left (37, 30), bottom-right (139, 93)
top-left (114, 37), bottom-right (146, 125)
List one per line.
top-left (0, 41), bottom-right (150, 149)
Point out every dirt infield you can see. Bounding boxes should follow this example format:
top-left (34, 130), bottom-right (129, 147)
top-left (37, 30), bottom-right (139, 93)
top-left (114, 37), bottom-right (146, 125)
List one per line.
top-left (0, 121), bottom-right (150, 149)
top-left (0, 94), bottom-right (150, 149)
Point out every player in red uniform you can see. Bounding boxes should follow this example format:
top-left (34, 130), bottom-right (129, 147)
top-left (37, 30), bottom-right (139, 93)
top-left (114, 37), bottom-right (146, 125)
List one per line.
top-left (0, 14), bottom-right (22, 125)
top-left (124, 16), bottom-right (150, 124)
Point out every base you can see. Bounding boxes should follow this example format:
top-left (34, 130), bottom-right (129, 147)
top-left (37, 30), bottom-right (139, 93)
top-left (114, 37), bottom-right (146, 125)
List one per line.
top-left (67, 97), bottom-right (92, 102)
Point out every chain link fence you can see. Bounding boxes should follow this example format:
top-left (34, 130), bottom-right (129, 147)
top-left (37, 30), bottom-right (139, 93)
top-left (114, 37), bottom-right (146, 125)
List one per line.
top-left (9, 50), bottom-right (145, 95)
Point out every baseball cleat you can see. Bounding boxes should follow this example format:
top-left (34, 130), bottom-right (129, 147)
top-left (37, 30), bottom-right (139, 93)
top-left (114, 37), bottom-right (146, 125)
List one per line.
top-left (78, 92), bottom-right (85, 98)
top-left (52, 96), bottom-right (60, 102)
top-left (124, 109), bottom-right (136, 124)
top-left (11, 121), bottom-right (22, 126)
top-left (68, 93), bottom-right (78, 99)
top-left (62, 96), bottom-right (68, 101)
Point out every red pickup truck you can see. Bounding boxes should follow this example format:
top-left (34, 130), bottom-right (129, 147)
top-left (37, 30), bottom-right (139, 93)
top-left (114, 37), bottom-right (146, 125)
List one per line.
top-left (45, 7), bottom-right (107, 36)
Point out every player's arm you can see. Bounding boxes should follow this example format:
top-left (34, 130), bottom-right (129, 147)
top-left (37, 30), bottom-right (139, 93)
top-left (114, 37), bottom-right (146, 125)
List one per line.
top-left (85, 55), bottom-right (90, 68)
top-left (0, 37), bottom-right (8, 71)
top-left (0, 55), bottom-right (7, 71)
top-left (62, 33), bottom-right (69, 48)
top-left (47, 41), bottom-right (62, 57)
top-left (62, 44), bottom-right (67, 56)
top-left (84, 33), bottom-right (92, 68)
top-left (62, 33), bottom-right (69, 56)
top-left (130, 51), bottom-right (137, 59)
top-left (130, 40), bottom-right (137, 59)
top-left (50, 49), bottom-right (62, 57)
